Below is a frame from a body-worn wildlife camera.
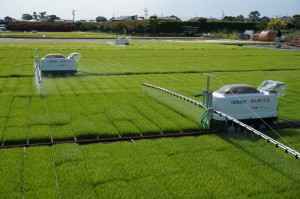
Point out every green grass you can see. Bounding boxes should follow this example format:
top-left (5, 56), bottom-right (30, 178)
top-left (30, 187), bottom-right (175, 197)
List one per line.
top-left (0, 31), bottom-right (118, 39)
top-left (0, 31), bottom-right (212, 39)
top-left (0, 40), bottom-right (299, 198)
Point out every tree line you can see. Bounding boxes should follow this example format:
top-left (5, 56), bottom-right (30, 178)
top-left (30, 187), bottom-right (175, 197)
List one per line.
top-left (7, 19), bottom-right (299, 35)
top-left (22, 12), bottom-right (60, 22)
top-left (3, 10), bottom-right (300, 35)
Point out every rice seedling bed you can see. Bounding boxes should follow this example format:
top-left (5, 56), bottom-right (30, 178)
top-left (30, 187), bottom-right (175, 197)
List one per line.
top-left (0, 71), bottom-right (299, 147)
top-left (0, 148), bottom-right (23, 198)
top-left (1, 136), bottom-right (300, 198)
top-left (51, 124), bottom-right (75, 141)
top-left (1, 42), bottom-right (299, 77)
top-left (0, 41), bottom-right (299, 197)
top-left (2, 126), bottom-right (28, 145)
top-left (0, 72), bottom-right (299, 144)
top-left (23, 147), bottom-right (60, 198)
top-left (0, 31), bottom-right (118, 39)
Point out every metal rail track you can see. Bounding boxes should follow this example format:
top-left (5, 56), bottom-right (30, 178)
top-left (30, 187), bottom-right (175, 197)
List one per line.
top-left (0, 123), bottom-right (298, 149)
top-left (0, 130), bottom-right (218, 149)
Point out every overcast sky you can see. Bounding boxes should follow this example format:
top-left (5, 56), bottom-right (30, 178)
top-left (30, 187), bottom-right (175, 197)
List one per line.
top-left (0, 0), bottom-right (299, 20)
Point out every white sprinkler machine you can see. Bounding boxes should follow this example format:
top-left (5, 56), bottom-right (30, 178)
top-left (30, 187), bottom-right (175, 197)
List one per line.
top-left (115, 37), bottom-right (130, 45)
top-left (40, 52), bottom-right (81, 76)
top-left (203, 79), bottom-right (287, 131)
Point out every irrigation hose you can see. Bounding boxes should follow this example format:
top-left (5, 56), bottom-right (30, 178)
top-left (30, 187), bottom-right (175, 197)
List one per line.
top-left (278, 117), bottom-right (300, 124)
top-left (200, 108), bottom-right (211, 129)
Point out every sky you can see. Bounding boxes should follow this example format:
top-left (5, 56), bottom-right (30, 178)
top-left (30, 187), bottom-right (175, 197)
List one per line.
top-left (0, 0), bottom-right (299, 21)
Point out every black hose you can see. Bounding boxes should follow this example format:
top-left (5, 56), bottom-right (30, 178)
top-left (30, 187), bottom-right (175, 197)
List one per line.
top-left (278, 118), bottom-right (300, 124)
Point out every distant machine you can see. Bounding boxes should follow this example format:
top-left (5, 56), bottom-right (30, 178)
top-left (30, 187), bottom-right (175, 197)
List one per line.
top-left (0, 24), bottom-right (6, 31)
top-left (115, 37), bottom-right (130, 45)
top-left (38, 52), bottom-right (81, 77)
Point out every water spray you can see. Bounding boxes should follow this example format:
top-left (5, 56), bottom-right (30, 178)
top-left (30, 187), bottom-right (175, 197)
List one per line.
top-left (34, 49), bottom-right (45, 98)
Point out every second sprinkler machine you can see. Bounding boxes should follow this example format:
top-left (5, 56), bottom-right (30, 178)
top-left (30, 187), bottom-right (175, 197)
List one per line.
top-left (34, 49), bottom-right (81, 77)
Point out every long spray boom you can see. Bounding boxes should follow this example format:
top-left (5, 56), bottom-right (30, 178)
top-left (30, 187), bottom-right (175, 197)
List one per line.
top-left (141, 82), bottom-right (300, 159)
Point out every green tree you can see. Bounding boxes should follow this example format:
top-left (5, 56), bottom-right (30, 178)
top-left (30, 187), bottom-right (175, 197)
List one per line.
top-left (235, 15), bottom-right (245, 21)
top-left (260, 16), bottom-right (270, 22)
top-left (96, 16), bottom-right (107, 22)
top-left (32, 12), bottom-right (38, 20)
top-left (293, 14), bottom-right (300, 20)
top-left (222, 16), bottom-right (235, 21)
top-left (267, 18), bottom-right (287, 30)
top-left (198, 17), bottom-right (207, 23)
top-left (149, 15), bottom-right (158, 34)
top-left (223, 15), bottom-right (244, 22)
top-left (292, 14), bottom-right (300, 29)
top-left (22, 14), bottom-right (32, 20)
top-left (39, 12), bottom-right (47, 19)
top-left (257, 16), bottom-right (270, 30)
top-left (47, 15), bottom-right (60, 22)
top-left (249, 10), bottom-right (260, 21)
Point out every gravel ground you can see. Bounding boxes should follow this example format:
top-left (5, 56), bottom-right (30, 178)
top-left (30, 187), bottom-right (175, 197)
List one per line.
top-left (0, 38), bottom-right (243, 43)
top-left (244, 43), bottom-right (300, 52)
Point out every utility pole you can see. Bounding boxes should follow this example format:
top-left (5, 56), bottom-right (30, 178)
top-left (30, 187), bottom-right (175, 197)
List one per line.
top-left (72, 10), bottom-right (76, 22)
top-left (144, 8), bottom-right (148, 19)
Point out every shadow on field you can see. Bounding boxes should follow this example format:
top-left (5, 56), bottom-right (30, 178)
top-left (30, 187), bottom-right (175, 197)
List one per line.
top-left (220, 130), bottom-right (300, 185)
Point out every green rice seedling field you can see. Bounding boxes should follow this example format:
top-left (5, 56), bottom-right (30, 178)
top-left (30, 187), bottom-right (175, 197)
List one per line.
top-left (0, 31), bottom-right (118, 39)
top-left (0, 40), bottom-right (299, 198)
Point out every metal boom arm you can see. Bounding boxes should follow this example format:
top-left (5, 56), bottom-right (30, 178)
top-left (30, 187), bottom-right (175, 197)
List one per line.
top-left (142, 82), bottom-right (300, 159)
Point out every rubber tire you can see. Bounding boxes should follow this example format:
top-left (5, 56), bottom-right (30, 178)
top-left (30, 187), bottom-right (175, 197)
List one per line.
top-left (256, 123), bottom-right (268, 132)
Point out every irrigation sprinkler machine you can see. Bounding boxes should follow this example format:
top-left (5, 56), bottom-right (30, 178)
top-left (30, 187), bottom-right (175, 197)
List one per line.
top-left (34, 49), bottom-right (81, 77)
top-left (146, 75), bottom-right (287, 132)
top-left (203, 76), bottom-right (287, 132)
top-left (142, 74), bottom-right (300, 159)
top-left (115, 37), bottom-right (131, 45)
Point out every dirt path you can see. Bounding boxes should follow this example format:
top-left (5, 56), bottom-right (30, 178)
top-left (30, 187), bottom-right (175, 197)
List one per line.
top-left (244, 43), bottom-right (300, 52)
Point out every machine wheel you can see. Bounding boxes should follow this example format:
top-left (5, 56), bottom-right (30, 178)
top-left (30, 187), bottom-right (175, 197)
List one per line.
top-left (256, 123), bottom-right (268, 132)
top-left (244, 124), bottom-right (255, 132)
top-left (210, 120), bottom-right (226, 132)
top-left (42, 71), bottom-right (53, 77)
top-left (227, 125), bottom-right (236, 134)
top-left (65, 71), bottom-right (75, 77)
top-left (69, 72), bottom-right (76, 76)
top-left (236, 125), bottom-right (245, 133)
